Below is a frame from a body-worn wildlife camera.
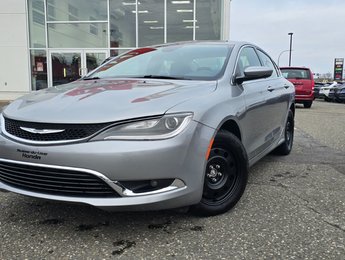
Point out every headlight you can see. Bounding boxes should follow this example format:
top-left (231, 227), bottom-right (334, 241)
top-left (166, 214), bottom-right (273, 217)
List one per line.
top-left (92, 113), bottom-right (193, 140)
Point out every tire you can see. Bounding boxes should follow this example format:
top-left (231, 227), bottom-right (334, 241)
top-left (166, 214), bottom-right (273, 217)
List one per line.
top-left (303, 101), bottom-right (312, 108)
top-left (274, 110), bottom-right (294, 155)
top-left (191, 131), bottom-right (248, 216)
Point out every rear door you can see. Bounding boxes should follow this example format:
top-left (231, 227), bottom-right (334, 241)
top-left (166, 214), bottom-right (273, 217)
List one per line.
top-left (256, 49), bottom-right (290, 138)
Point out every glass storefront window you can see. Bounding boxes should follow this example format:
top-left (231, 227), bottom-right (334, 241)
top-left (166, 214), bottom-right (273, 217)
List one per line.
top-left (26, 0), bottom-right (225, 90)
top-left (86, 52), bottom-right (107, 72)
top-left (138, 1), bottom-right (164, 47)
top-left (30, 50), bottom-right (48, 90)
top-left (48, 23), bottom-right (108, 48)
top-left (109, 0), bottom-right (136, 48)
top-left (47, 0), bottom-right (107, 21)
top-left (167, 0), bottom-right (194, 42)
top-left (196, 0), bottom-right (221, 40)
top-left (51, 52), bottom-right (81, 86)
top-left (28, 0), bottom-right (46, 48)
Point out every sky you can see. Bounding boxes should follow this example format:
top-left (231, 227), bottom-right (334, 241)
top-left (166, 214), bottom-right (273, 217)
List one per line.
top-left (230, 0), bottom-right (345, 76)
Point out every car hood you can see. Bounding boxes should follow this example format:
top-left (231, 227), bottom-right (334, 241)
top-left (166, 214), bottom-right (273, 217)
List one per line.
top-left (3, 78), bottom-right (217, 123)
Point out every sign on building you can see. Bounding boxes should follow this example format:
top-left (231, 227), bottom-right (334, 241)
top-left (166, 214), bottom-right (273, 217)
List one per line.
top-left (334, 58), bottom-right (344, 81)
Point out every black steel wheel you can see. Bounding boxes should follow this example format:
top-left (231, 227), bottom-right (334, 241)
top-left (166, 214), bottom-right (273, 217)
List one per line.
top-left (274, 109), bottom-right (294, 155)
top-left (191, 131), bottom-right (248, 216)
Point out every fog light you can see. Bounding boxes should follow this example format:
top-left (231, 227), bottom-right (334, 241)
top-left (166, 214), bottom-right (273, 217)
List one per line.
top-left (119, 179), bottom-right (175, 193)
top-left (150, 180), bottom-right (158, 187)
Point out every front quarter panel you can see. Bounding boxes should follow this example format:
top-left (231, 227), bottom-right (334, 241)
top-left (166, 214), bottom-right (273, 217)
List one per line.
top-left (168, 43), bottom-right (246, 130)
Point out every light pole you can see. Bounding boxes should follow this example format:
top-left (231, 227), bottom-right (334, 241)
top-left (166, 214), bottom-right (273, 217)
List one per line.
top-left (288, 32), bottom-right (293, 66)
top-left (277, 50), bottom-right (291, 66)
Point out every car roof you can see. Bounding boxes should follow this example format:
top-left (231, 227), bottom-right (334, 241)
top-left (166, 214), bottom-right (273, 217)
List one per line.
top-left (280, 67), bottom-right (312, 70)
top-left (148, 40), bottom-right (253, 49)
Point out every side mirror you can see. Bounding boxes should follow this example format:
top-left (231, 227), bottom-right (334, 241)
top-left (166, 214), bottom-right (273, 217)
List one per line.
top-left (235, 66), bottom-right (273, 84)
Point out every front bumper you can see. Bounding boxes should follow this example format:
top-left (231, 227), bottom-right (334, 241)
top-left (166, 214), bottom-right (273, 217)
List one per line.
top-left (0, 120), bottom-right (215, 211)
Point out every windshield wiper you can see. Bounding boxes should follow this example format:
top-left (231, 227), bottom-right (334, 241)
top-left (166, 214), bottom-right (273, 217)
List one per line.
top-left (83, 76), bottom-right (101, 80)
top-left (139, 75), bottom-right (191, 80)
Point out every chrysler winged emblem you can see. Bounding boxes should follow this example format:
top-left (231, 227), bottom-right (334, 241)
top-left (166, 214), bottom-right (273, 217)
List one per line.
top-left (20, 127), bottom-right (65, 135)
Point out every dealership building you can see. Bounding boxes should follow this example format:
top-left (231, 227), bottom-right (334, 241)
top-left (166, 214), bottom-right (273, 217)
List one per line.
top-left (0, 0), bottom-right (231, 100)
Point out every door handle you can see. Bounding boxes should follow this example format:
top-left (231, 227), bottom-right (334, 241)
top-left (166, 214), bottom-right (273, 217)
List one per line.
top-left (267, 86), bottom-right (274, 92)
top-left (284, 85), bottom-right (290, 89)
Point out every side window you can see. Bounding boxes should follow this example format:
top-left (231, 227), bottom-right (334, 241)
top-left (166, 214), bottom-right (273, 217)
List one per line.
top-left (257, 50), bottom-right (278, 78)
top-left (236, 47), bottom-right (261, 76)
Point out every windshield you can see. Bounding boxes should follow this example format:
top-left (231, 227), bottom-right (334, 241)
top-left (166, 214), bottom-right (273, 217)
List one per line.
top-left (281, 69), bottom-right (311, 79)
top-left (87, 44), bottom-right (232, 81)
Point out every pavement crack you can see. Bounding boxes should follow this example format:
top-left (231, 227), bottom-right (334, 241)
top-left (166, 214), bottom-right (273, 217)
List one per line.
top-left (307, 204), bottom-right (345, 233)
top-left (289, 190), bottom-right (345, 234)
top-left (322, 220), bottom-right (345, 233)
top-left (250, 179), bottom-right (345, 234)
top-left (306, 205), bottom-right (319, 214)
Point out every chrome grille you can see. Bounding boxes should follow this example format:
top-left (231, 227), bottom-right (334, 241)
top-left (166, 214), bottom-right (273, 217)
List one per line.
top-left (4, 117), bottom-right (110, 142)
top-left (0, 160), bottom-right (119, 198)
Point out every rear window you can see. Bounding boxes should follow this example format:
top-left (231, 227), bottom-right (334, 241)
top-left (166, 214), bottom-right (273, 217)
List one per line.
top-left (281, 69), bottom-right (311, 80)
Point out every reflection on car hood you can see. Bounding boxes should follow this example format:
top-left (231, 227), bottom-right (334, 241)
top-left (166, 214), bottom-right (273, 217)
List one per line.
top-left (3, 78), bottom-right (217, 123)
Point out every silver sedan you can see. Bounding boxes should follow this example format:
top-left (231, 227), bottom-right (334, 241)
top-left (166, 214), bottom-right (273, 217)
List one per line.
top-left (0, 41), bottom-right (295, 216)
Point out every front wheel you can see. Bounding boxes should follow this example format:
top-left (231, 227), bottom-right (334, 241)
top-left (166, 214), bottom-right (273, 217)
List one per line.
top-left (191, 131), bottom-right (248, 216)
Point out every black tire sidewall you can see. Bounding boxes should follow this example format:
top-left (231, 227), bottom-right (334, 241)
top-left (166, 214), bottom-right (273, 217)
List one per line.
top-left (191, 131), bottom-right (248, 216)
top-left (275, 109), bottom-right (294, 155)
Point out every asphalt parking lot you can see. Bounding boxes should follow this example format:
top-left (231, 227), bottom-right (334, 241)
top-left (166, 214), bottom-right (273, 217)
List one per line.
top-left (0, 100), bottom-right (344, 259)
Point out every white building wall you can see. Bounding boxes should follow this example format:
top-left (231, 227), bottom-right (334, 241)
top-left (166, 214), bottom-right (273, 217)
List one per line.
top-left (0, 0), bottom-right (30, 100)
top-left (222, 0), bottom-right (231, 41)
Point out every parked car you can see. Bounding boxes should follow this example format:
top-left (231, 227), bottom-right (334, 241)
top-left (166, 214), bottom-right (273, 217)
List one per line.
top-left (319, 81), bottom-right (338, 101)
top-left (313, 82), bottom-right (326, 99)
top-left (328, 84), bottom-right (344, 102)
top-left (334, 84), bottom-right (345, 103)
top-left (280, 67), bottom-right (314, 108)
top-left (0, 41), bottom-right (295, 216)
